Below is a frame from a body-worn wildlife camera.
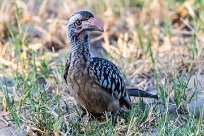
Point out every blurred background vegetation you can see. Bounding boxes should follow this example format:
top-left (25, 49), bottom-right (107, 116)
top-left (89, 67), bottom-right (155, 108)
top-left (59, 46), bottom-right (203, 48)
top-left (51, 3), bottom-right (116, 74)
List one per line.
top-left (0, 0), bottom-right (204, 135)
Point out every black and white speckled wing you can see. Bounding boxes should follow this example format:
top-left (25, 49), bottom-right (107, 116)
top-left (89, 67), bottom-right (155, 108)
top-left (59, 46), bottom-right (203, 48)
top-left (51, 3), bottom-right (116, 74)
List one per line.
top-left (89, 57), bottom-right (131, 108)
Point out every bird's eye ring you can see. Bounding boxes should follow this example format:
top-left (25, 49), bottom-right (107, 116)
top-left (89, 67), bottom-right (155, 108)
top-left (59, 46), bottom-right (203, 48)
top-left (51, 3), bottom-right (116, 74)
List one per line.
top-left (75, 20), bottom-right (82, 26)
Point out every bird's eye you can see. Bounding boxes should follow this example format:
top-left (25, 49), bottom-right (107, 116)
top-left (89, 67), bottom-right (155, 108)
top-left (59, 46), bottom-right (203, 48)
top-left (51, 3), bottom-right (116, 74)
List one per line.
top-left (75, 20), bottom-right (82, 26)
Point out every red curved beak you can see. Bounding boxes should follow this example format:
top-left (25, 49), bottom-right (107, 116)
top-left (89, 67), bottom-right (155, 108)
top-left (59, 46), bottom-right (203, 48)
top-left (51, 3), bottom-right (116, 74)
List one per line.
top-left (87, 17), bottom-right (104, 32)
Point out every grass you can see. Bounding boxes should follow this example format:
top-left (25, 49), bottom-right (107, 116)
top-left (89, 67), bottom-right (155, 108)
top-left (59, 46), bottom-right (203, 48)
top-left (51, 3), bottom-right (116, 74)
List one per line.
top-left (0, 0), bottom-right (204, 135)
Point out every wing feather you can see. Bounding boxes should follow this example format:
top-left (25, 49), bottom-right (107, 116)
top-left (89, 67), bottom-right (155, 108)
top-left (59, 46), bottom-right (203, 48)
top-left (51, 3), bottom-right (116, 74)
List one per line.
top-left (89, 57), bottom-right (131, 107)
top-left (63, 54), bottom-right (71, 84)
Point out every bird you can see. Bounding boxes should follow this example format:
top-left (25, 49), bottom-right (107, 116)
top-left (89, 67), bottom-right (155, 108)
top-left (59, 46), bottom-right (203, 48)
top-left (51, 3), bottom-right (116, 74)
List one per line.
top-left (64, 11), bottom-right (158, 122)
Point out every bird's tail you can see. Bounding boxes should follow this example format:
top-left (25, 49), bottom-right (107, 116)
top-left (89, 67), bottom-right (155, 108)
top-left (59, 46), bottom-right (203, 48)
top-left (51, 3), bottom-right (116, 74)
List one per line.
top-left (127, 88), bottom-right (159, 99)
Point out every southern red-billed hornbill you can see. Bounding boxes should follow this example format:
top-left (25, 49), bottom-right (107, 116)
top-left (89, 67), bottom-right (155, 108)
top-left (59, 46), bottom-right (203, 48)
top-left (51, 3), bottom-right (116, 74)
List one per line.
top-left (64, 11), bottom-right (158, 123)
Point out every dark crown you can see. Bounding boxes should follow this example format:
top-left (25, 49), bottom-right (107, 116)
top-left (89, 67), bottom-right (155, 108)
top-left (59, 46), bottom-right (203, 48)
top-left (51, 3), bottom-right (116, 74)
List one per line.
top-left (71, 11), bottom-right (94, 19)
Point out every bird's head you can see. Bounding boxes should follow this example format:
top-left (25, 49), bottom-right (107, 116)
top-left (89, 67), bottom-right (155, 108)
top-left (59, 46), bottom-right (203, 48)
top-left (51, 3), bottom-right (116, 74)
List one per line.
top-left (67, 11), bottom-right (104, 40)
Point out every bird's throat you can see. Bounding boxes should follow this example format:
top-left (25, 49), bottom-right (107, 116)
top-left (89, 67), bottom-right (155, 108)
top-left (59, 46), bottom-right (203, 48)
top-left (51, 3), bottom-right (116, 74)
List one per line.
top-left (70, 34), bottom-right (92, 62)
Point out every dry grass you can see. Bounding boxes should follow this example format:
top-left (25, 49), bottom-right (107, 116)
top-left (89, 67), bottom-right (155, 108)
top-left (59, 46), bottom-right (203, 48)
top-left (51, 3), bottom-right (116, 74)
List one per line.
top-left (0, 0), bottom-right (204, 135)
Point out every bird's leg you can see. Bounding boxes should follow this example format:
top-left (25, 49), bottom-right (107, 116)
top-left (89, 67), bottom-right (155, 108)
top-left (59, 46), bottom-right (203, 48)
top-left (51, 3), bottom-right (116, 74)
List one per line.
top-left (78, 104), bottom-right (88, 119)
top-left (111, 112), bottom-right (117, 125)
